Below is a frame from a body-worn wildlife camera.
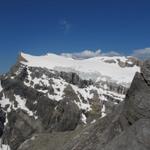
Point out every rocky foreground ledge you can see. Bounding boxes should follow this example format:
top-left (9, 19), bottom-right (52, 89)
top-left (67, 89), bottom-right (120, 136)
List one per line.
top-left (16, 60), bottom-right (150, 150)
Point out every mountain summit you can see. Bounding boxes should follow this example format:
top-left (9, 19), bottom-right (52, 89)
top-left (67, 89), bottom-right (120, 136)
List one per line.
top-left (0, 52), bottom-right (141, 150)
top-left (19, 52), bottom-right (140, 84)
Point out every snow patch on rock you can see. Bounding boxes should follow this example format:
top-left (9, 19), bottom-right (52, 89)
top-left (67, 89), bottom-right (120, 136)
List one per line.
top-left (48, 78), bottom-right (67, 101)
top-left (0, 81), bottom-right (3, 92)
top-left (101, 104), bottom-right (106, 118)
top-left (0, 94), bottom-right (12, 112)
top-left (14, 95), bottom-right (34, 116)
top-left (81, 113), bottom-right (87, 124)
top-left (0, 144), bottom-right (10, 150)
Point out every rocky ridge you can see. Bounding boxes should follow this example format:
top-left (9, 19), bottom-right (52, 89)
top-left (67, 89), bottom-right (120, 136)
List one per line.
top-left (17, 58), bottom-right (150, 150)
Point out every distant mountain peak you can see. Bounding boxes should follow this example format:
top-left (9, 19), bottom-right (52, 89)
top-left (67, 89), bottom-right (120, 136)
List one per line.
top-left (18, 52), bottom-right (140, 85)
top-left (18, 52), bottom-right (28, 63)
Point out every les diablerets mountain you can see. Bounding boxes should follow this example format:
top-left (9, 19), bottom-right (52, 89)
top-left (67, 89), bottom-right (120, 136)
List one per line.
top-left (0, 52), bottom-right (143, 150)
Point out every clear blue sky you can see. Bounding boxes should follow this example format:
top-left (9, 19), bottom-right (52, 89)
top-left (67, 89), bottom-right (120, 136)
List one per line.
top-left (0, 0), bottom-right (150, 74)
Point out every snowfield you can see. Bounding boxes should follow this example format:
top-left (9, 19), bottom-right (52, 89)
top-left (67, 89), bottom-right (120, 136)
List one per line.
top-left (20, 52), bottom-right (140, 86)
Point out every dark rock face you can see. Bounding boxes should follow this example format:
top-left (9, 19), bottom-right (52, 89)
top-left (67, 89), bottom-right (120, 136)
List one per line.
top-left (5, 110), bottom-right (43, 150)
top-left (60, 71), bottom-right (93, 88)
top-left (103, 119), bottom-right (150, 150)
top-left (50, 100), bottom-right (80, 131)
top-left (61, 103), bottom-right (125, 150)
top-left (124, 72), bottom-right (150, 124)
top-left (0, 109), bottom-right (6, 137)
top-left (141, 60), bottom-right (150, 85)
top-left (117, 56), bottom-right (142, 68)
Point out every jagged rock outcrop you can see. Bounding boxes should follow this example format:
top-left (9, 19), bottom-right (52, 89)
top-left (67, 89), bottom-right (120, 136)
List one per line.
top-left (103, 118), bottom-right (150, 150)
top-left (141, 60), bottom-right (150, 85)
top-left (50, 99), bottom-right (80, 131)
top-left (118, 56), bottom-right (142, 68)
top-left (123, 72), bottom-right (150, 124)
top-left (0, 109), bottom-right (6, 137)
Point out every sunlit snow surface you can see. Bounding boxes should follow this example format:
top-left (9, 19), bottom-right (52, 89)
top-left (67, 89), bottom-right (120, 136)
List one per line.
top-left (21, 52), bottom-right (140, 86)
top-left (0, 139), bottom-right (10, 150)
top-left (0, 81), bottom-right (3, 92)
top-left (0, 145), bottom-right (10, 150)
top-left (14, 95), bottom-right (34, 116)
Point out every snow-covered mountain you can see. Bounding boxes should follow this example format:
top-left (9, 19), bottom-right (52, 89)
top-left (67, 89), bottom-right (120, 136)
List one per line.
top-left (20, 52), bottom-right (139, 85)
top-left (0, 52), bottom-right (141, 150)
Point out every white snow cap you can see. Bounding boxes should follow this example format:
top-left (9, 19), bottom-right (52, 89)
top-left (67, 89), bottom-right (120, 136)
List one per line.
top-left (20, 52), bottom-right (140, 85)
